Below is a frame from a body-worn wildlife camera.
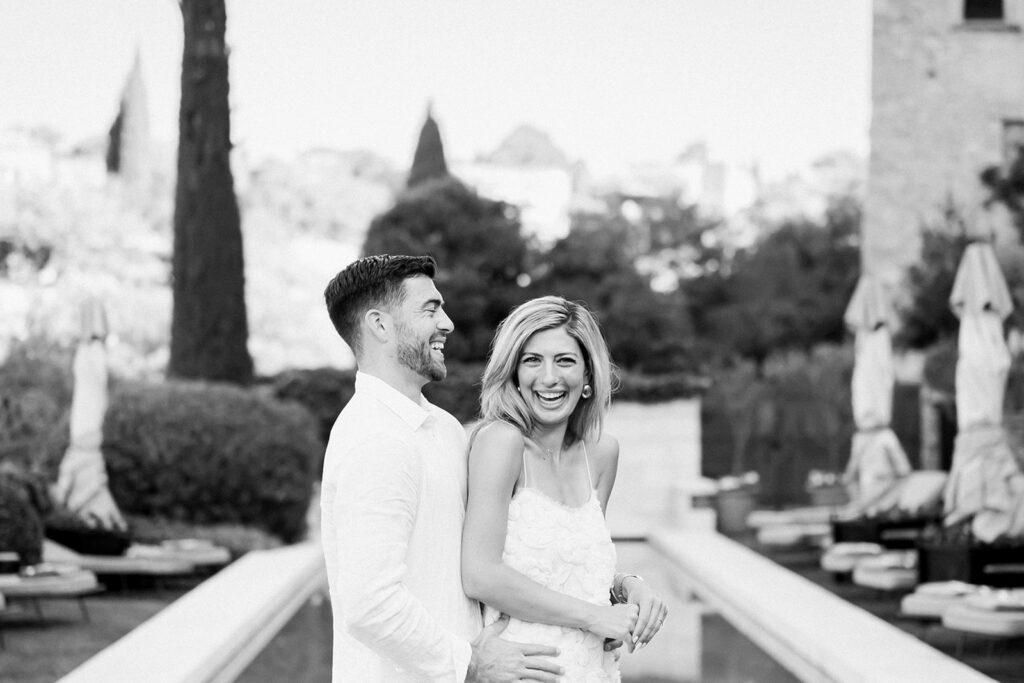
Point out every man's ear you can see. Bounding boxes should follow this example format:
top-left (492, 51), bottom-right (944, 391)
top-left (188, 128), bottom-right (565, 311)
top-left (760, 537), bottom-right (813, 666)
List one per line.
top-left (364, 308), bottom-right (391, 343)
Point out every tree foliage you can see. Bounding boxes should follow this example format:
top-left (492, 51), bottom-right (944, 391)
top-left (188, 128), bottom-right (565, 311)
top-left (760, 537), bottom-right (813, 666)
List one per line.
top-left (363, 177), bottom-right (530, 361)
top-left (896, 213), bottom-right (969, 349)
top-left (530, 216), bottom-right (696, 373)
top-left (170, 0), bottom-right (253, 384)
top-left (981, 146), bottom-right (1024, 243)
top-left (688, 197), bottom-right (861, 366)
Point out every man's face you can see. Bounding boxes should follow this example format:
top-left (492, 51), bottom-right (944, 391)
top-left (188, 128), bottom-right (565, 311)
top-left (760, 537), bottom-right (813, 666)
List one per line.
top-left (393, 275), bottom-right (453, 382)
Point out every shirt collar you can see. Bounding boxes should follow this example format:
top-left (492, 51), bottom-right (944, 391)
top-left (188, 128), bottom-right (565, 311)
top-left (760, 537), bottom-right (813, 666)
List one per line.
top-left (355, 371), bottom-right (434, 430)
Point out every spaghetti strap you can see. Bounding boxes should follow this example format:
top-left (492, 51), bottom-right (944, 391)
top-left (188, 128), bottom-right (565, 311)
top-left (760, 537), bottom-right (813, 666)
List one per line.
top-left (582, 442), bottom-right (595, 490)
top-left (521, 447), bottom-right (530, 488)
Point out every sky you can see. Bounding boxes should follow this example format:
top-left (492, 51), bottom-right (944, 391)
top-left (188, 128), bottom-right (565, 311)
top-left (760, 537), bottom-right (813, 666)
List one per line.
top-left (0, 0), bottom-right (872, 179)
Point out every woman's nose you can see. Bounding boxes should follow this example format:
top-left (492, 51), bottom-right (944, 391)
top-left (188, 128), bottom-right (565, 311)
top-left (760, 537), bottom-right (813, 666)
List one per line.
top-left (541, 361), bottom-right (558, 382)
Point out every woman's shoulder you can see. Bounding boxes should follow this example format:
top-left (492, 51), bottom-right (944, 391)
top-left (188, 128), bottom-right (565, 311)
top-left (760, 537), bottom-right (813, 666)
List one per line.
top-left (471, 420), bottom-right (527, 452)
top-left (585, 432), bottom-right (620, 469)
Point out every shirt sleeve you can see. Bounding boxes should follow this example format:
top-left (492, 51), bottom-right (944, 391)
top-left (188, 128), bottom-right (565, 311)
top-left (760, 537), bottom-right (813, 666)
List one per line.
top-left (328, 434), bottom-right (472, 682)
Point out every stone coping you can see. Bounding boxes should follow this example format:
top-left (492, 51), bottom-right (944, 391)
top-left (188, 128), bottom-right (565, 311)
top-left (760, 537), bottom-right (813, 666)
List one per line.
top-left (650, 529), bottom-right (997, 683)
top-left (59, 541), bottom-right (326, 683)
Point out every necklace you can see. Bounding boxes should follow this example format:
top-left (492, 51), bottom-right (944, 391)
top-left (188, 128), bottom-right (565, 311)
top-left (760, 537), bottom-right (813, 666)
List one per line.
top-left (535, 439), bottom-right (562, 459)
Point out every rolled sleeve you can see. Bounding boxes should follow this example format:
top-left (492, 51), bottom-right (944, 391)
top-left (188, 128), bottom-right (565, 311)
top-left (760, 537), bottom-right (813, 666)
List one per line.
top-left (330, 435), bottom-right (470, 681)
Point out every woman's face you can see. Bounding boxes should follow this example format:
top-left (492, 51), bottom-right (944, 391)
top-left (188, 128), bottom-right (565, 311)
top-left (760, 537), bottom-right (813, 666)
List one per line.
top-left (516, 325), bottom-right (587, 428)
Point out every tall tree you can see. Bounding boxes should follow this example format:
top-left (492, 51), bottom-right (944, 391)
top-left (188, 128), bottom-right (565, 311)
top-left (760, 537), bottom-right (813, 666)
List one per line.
top-left (407, 105), bottom-right (449, 188)
top-left (106, 49), bottom-right (151, 186)
top-left (170, 0), bottom-right (253, 384)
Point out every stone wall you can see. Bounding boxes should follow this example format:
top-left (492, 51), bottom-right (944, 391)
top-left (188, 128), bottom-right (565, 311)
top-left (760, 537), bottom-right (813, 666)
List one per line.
top-left (866, 0), bottom-right (1024, 290)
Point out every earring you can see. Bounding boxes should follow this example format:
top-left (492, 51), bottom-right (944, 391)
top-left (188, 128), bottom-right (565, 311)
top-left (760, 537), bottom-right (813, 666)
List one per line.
top-left (581, 384), bottom-right (593, 399)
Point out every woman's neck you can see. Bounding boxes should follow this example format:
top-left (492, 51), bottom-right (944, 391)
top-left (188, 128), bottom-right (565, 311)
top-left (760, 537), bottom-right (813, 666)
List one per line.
top-left (529, 425), bottom-right (570, 459)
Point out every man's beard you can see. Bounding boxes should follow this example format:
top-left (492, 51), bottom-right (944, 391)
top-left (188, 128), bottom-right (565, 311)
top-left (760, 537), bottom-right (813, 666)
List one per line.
top-left (396, 325), bottom-right (446, 382)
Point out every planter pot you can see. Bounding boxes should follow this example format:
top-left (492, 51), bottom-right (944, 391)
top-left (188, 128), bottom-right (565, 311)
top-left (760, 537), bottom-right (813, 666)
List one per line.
top-left (917, 543), bottom-right (1024, 588)
top-left (831, 517), bottom-right (931, 549)
top-left (715, 488), bottom-right (758, 535)
top-left (808, 484), bottom-right (849, 507)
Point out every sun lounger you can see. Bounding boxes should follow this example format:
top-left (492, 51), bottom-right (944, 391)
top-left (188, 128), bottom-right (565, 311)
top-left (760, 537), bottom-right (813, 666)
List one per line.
top-left (43, 539), bottom-right (230, 578)
top-left (756, 522), bottom-right (831, 548)
top-left (852, 550), bottom-right (918, 591)
top-left (746, 505), bottom-right (845, 529)
top-left (125, 539), bottom-right (231, 569)
top-left (943, 602), bottom-right (1024, 637)
top-left (900, 581), bottom-right (983, 619)
top-left (821, 542), bottom-right (884, 574)
top-left (0, 565), bottom-right (102, 622)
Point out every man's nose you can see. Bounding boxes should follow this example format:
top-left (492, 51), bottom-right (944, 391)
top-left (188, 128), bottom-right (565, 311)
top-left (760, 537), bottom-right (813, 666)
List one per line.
top-left (437, 309), bottom-right (454, 332)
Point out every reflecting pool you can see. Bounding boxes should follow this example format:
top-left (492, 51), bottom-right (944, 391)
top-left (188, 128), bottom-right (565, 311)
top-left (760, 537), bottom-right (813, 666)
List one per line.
top-left (238, 542), bottom-right (798, 683)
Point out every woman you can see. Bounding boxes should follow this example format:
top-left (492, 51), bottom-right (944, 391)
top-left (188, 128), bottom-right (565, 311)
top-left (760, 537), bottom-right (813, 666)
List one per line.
top-left (462, 296), bottom-right (667, 681)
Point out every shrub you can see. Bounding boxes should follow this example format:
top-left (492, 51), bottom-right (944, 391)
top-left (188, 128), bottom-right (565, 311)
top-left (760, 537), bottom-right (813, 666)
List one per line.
top-left (0, 339), bottom-right (73, 478)
top-left (707, 346), bottom-right (855, 506)
top-left (0, 466), bottom-right (51, 566)
top-left (267, 367), bottom-right (356, 448)
top-left (921, 338), bottom-right (957, 395)
top-left (43, 380), bottom-right (321, 544)
top-left (613, 370), bottom-right (709, 403)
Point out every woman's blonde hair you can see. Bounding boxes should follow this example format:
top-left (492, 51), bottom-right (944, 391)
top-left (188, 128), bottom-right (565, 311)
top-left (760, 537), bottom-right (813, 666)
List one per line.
top-left (479, 296), bottom-right (615, 446)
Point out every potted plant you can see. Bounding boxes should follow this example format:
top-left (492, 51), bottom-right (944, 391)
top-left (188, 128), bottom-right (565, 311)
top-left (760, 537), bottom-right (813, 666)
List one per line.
top-left (917, 522), bottom-right (1024, 588)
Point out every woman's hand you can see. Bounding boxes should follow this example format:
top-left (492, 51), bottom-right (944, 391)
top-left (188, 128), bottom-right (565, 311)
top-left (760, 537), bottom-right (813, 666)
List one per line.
top-left (584, 603), bottom-right (639, 643)
top-left (623, 579), bottom-right (668, 649)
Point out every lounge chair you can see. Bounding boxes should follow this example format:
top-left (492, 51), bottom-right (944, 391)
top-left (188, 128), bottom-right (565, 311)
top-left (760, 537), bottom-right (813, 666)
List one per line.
top-left (900, 581), bottom-right (983, 620)
top-left (852, 550), bottom-right (918, 591)
top-left (821, 542), bottom-right (884, 574)
top-left (0, 564), bottom-right (102, 622)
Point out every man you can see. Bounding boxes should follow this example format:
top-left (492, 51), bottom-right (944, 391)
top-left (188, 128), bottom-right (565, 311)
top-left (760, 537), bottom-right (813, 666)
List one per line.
top-left (321, 254), bottom-right (563, 682)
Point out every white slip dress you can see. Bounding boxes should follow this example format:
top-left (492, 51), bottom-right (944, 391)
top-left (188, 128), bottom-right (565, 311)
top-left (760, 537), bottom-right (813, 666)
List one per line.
top-left (484, 443), bottom-right (620, 682)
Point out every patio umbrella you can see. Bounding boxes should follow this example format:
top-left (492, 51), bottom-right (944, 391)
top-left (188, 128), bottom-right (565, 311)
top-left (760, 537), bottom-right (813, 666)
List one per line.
top-left (842, 275), bottom-right (912, 505)
top-left (52, 297), bottom-right (127, 531)
top-left (944, 242), bottom-right (1024, 542)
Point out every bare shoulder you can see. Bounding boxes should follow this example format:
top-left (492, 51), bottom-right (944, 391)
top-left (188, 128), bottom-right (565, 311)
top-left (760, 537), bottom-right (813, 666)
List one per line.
top-left (470, 420), bottom-right (526, 458)
top-left (587, 432), bottom-right (620, 473)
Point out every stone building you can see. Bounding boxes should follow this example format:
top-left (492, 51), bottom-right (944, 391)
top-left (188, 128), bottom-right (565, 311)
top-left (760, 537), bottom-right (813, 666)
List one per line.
top-left (866, 0), bottom-right (1024, 290)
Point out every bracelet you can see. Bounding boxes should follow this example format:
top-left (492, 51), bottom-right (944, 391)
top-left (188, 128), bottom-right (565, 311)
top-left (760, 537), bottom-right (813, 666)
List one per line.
top-left (612, 573), bottom-right (644, 604)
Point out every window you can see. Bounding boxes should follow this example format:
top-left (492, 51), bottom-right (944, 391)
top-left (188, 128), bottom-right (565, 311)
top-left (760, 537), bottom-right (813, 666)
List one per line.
top-left (964, 0), bottom-right (1004, 21)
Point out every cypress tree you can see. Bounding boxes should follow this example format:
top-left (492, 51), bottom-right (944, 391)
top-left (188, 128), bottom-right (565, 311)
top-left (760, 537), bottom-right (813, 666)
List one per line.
top-left (106, 50), bottom-right (149, 181)
top-left (169, 0), bottom-right (253, 384)
top-left (105, 109), bottom-right (122, 174)
top-left (407, 105), bottom-right (449, 188)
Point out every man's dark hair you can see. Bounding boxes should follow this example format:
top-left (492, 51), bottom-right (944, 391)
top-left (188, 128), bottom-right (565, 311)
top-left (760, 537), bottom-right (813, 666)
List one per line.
top-left (324, 254), bottom-right (437, 355)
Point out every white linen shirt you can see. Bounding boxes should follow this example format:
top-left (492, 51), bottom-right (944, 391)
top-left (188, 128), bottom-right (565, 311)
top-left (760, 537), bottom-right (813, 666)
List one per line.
top-left (320, 371), bottom-right (482, 682)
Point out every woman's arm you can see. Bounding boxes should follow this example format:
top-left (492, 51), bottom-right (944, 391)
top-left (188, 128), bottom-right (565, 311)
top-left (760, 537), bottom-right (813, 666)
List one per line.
top-left (591, 433), bottom-right (620, 514)
top-left (461, 422), bottom-right (636, 642)
top-left (591, 432), bottom-right (669, 648)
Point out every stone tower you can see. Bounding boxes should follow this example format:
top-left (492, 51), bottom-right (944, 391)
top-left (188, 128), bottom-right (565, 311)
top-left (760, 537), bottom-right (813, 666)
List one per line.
top-left (866, 0), bottom-right (1024, 290)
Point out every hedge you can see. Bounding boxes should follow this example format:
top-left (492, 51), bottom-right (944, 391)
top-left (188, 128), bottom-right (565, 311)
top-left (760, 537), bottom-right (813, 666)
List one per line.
top-left (267, 362), bottom-right (708, 436)
top-left (42, 380), bottom-right (321, 544)
top-left (0, 470), bottom-right (49, 566)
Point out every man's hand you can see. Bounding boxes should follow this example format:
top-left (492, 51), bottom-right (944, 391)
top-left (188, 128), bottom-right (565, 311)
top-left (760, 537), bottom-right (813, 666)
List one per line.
top-left (622, 577), bottom-right (668, 649)
top-left (467, 615), bottom-right (563, 682)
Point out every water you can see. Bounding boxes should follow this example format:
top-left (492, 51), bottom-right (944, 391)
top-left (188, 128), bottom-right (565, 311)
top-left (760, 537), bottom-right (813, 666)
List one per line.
top-left (237, 542), bottom-right (798, 683)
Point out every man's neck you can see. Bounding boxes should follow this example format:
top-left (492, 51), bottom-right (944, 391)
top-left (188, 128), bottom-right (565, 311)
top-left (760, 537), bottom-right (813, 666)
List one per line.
top-left (358, 358), bottom-right (427, 404)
